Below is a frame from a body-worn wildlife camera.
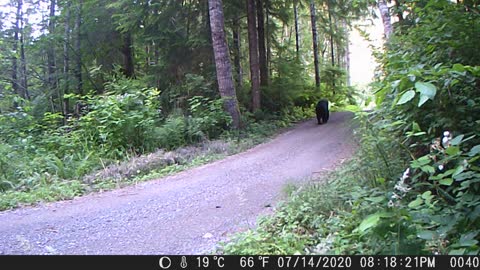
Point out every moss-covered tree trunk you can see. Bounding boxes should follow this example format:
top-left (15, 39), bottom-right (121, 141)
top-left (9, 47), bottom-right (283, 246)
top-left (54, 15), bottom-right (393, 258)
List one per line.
top-left (208, 0), bottom-right (242, 129)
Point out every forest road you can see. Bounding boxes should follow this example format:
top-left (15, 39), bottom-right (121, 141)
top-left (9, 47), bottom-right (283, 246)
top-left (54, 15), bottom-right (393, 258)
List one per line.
top-left (0, 111), bottom-right (355, 255)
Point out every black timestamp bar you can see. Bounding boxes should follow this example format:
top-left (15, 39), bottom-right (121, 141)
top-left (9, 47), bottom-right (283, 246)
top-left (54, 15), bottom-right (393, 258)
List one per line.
top-left (124, 255), bottom-right (480, 270)
top-left (179, 255), bottom-right (475, 270)
top-left (0, 255), bottom-right (479, 270)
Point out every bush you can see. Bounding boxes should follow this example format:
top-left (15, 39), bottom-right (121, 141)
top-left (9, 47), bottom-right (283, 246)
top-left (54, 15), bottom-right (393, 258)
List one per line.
top-left (188, 96), bottom-right (232, 139)
top-left (75, 80), bottom-right (161, 156)
top-left (154, 114), bottom-right (187, 150)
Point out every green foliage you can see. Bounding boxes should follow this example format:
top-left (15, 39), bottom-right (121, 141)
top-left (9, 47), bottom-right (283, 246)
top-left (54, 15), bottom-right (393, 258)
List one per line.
top-left (188, 96), bottom-right (232, 139)
top-left (320, 65), bottom-right (358, 107)
top-left (343, 1), bottom-right (480, 255)
top-left (405, 135), bottom-right (480, 255)
top-left (154, 114), bottom-right (187, 150)
top-left (358, 0), bottom-right (480, 255)
top-left (261, 58), bottom-right (311, 112)
top-left (75, 79), bottom-right (161, 156)
top-left (161, 74), bottom-right (219, 113)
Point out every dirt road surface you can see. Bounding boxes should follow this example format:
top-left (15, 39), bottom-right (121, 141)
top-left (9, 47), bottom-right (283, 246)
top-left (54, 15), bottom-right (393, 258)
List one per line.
top-left (0, 112), bottom-right (355, 255)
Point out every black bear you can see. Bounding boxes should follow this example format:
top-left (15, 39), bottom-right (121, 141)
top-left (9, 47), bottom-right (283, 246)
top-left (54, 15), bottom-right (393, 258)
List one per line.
top-left (315, 99), bottom-right (329, 124)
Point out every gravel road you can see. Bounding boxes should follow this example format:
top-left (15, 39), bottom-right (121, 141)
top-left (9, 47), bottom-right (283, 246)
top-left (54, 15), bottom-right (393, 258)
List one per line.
top-left (0, 111), bottom-right (355, 255)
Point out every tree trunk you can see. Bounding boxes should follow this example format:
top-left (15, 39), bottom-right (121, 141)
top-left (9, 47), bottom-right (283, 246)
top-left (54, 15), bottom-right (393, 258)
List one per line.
top-left (232, 18), bottom-right (243, 89)
top-left (145, 45), bottom-right (150, 69)
top-left (327, 0), bottom-right (335, 95)
top-left (47, 0), bottom-right (57, 93)
top-left (121, 32), bottom-right (135, 78)
top-left (12, 0), bottom-right (20, 105)
top-left (256, 0), bottom-right (268, 87)
top-left (309, 0), bottom-right (320, 88)
top-left (345, 29), bottom-right (351, 86)
top-left (154, 42), bottom-right (160, 89)
top-left (246, 0), bottom-right (261, 111)
top-left (74, 0), bottom-right (83, 95)
top-left (208, 0), bottom-right (242, 129)
top-left (378, 0), bottom-right (393, 39)
top-left (294, 0), bottom-right (300, 58)
top-left (327, 1), bottom-right (335, 67)
top-left (19, 0), bottom-right (29, 100)
top-left (266, 0), bottom-right (272, 77)
top-left (64, 1), bottom-right (71, 119)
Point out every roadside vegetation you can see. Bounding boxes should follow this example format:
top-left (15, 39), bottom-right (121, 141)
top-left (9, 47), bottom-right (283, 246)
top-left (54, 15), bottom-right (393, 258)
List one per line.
top-left (220, 1), bottom-right (480, 255)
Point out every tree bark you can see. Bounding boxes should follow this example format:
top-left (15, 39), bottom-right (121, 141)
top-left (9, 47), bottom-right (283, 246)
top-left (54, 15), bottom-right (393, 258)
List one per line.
top-left (74, 0), bottom-right (83, 95)
top-left (47, 0), bottom-right (57, 93)
top-left (208, 0), bottom-right (242, 129)
top-left (378, 0), bottom-right (393, 39)
top-left (327, 0), bottom-right (335, 95)
top-left (327, 1), bottom-right (335, 67)
top-left (64, 1), bottom-right (71, 119)
top-left (232, 18), bottom-right (243, 89)
top-left (266, 0), bottom-right (272, 77)
top-left (345, 31), bottom-right (350, 86)
top-left (19, 0), bottom-right (29, 100)
top-left (309, 0), bottom-right (320, 88)
top-left (256, 0), bottom-right (268, 87)
top-left (11, 0), bottom-right (20, 104)
top-left (246, 0), bottom-right (261, 111)
top-left (121, 32), bottom-right (135, 78)
top-left (294, 0), bottom-right (300, 58)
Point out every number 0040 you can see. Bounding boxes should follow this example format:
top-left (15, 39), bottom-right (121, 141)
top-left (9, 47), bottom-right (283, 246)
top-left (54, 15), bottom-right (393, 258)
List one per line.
top-left (450, 257), bottom-right (479, 268)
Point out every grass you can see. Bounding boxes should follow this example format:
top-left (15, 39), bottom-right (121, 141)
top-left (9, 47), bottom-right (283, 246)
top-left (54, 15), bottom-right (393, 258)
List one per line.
top-left (216, 157), bottom-right (364, 255)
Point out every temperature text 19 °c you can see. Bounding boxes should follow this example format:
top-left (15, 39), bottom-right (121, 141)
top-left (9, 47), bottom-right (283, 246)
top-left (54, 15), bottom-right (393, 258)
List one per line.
top-left (196, 256), bottom-right (226, 268)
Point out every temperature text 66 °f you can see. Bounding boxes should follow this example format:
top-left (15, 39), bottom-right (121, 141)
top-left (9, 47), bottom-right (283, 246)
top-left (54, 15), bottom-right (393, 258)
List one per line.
top-left (240, 256), bottom-right (270, 268)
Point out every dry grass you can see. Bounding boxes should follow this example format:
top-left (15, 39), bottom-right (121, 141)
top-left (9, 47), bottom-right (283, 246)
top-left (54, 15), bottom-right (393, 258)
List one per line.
top-left (83, 140), bottom-right (234, 185)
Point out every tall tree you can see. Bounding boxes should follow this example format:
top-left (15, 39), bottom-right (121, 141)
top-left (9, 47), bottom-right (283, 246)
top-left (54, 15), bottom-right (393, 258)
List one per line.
top-left (293, 0), bottom-right (300, 57)
top-left (309, 0), bottom-right (320, 88)
top-left (47, 0), bottom-right (57, 93)
top-left (121, 32), bottom-right (135, 78)
top-left (256, 0), bottom-right (268, 86)
top-left (377, 0), bottom-right (393, 39)
top-left (232, 17), bottom-right (243, 89)
top-left (11, 0), bottom-right (21, 103)
top-left (208, 0), bottom-right (242, 129)
top-left (10, 0), bottom-right (29, 102)
top-left (246, 0), bottom-right (261, 111)
top-left (265, 0), bottom-right (271, 76)
top-left (327, 0), bottom-right (335, 67)
top-left (63, 1), bottom-right (71, 118)
top-left (74, 0), bottom-right (82, 95)
top-left (19, 0), bottom-right (29, 100)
